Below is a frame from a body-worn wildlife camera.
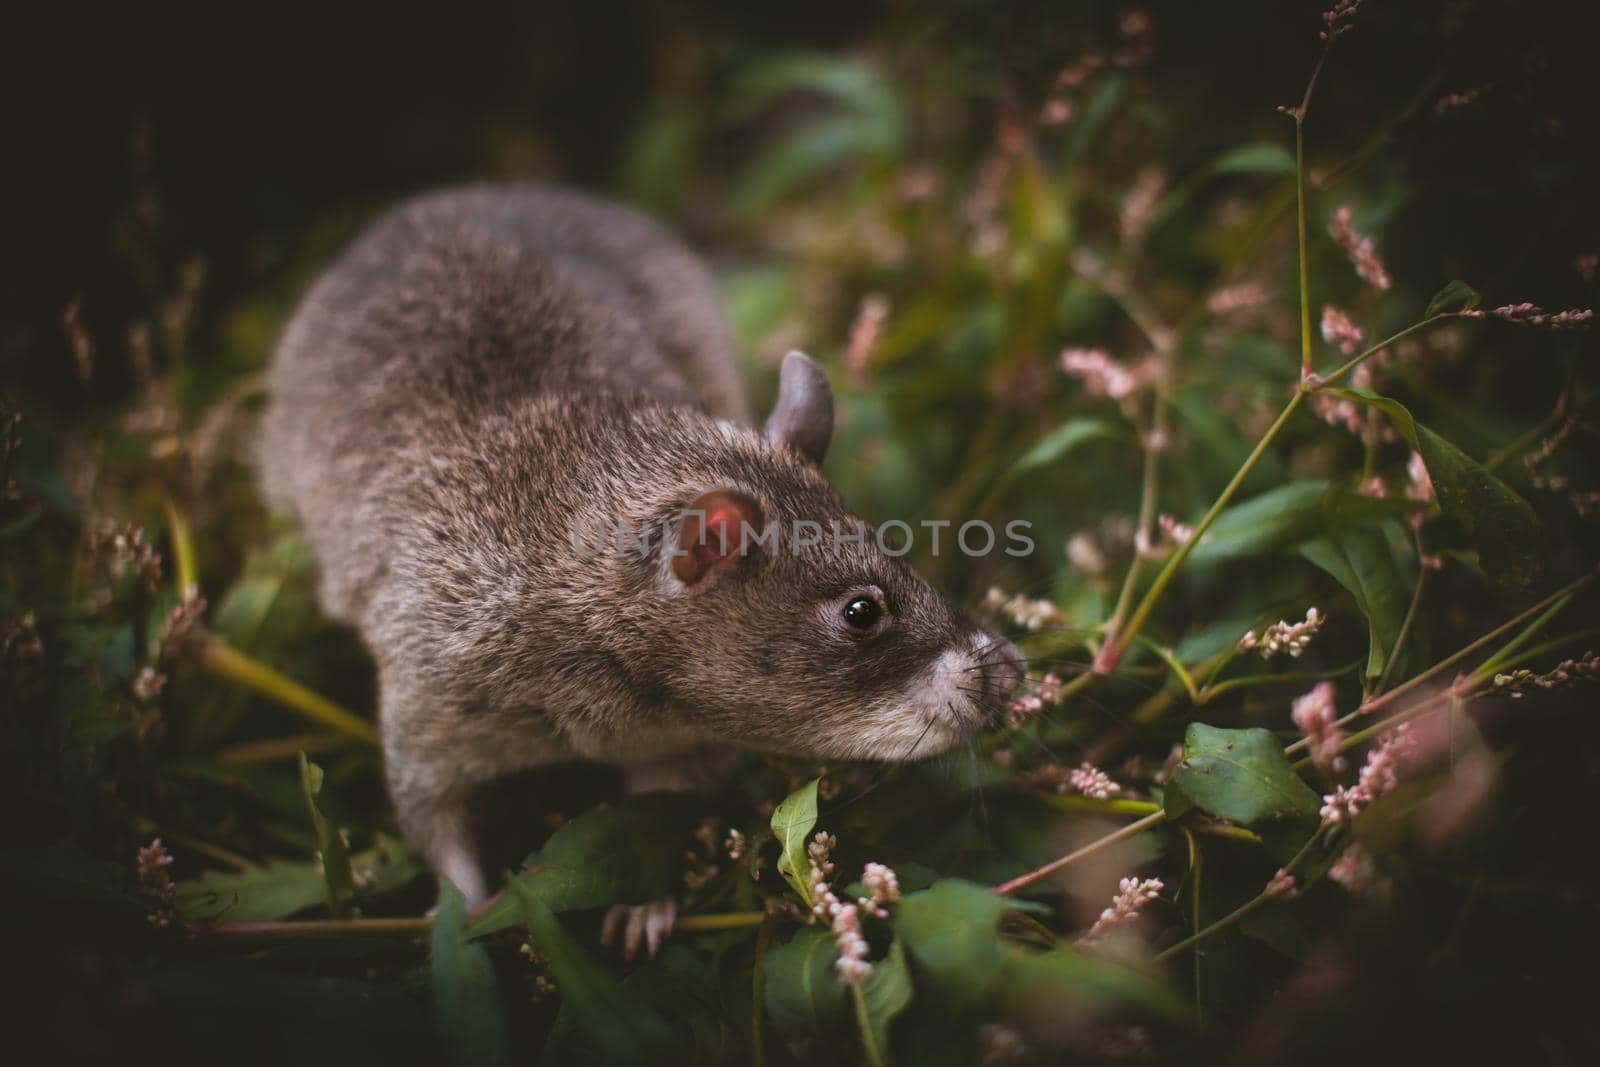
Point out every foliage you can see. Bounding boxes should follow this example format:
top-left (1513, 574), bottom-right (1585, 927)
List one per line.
top-left (5, 2), bottom-right (1599, 1064)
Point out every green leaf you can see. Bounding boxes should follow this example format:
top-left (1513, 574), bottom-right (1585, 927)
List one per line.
top-left (1190, 480), bottom-right (1417, 564)
top-left (987, 417), bottom-right (1123, 501)
top-left (856, 941), bottom-right (913, 1066)
top-left (430, 879), bottom-right (510, 1067)
top-left (468, 794), bottom-right (696, 937)
top-left (764, 927), bottom-right (850, 1054)
top-left (892, 880), bottom-right (1013, 1012)
top-left (299, 753), bottom-right (356, 917)
top-left (1425, 279), bottom-right (1481, 317)
top-left (1299, 527), bottom-right (1409, 682)
top-left (513, 879), bottom-right (674, 1066)
top-left (176, 861), bottom-right (327, 923)
top-left (772, 777), bottom-right (822, 908)
top-left (1324, 388), bottom-right (1542, 589)
top-left (1166, 724), bottom-right (1322, 826)
top-left (1206, 143), bottom-right (1296, 176)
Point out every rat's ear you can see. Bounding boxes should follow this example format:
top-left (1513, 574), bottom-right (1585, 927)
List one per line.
top-left (764, 350), bottom-right (833, 465)
top-left (672, 489), bottom-right (765, 586)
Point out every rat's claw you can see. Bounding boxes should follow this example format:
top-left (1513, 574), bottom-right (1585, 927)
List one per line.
top-left (601, 899), bottom-right (678, 960)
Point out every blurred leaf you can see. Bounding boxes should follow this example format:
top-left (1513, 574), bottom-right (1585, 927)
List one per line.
top-left (1166, 724), bottom-right (1321, 827)
top-left (857, 940), bottom-right (913, 1064)
top-left (764, 927), bottom-right (849, 1054)
top-left (1299, 527), bottom-right (1409, 682)
top-left (175, 836), bottom-right (419, 923)
top-left (772, 777), bottom-right (822, 908)
top-left (468, 794), bottom-right (696, 937)
top-left (727, 54), bottom-right (903, 217)
top-left (1326, 388), bottom-right (1542, 589)
top-left (1425, 280), bottom-right (1481, 317)
top-left (299, 754), bottom-right (355, 917)
top-left (892, 880), bottom-right (1014, 1013)
top-left (176, 861), bottom-right (326, 923)
top-left (1207, 143), bottom-right (1296, 176)
top-left (1191, 480), bottom-right (1416, 564)
top-left (514, 880), bottom-right (674, 1066)
top-left (431, 879), bottom-right (510, 1067)
top-left (987, 417), bottom-right (1124, 501)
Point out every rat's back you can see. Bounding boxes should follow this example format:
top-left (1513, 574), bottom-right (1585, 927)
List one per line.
top-left (259, 184), bottom-right (747, 621)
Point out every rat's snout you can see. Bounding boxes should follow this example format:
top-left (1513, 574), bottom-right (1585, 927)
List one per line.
top-left (975, 636), bottom-right (1025, 718)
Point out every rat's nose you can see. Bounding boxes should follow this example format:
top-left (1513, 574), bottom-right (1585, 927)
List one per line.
top-left (977, 637), bottom-right (1025, 712)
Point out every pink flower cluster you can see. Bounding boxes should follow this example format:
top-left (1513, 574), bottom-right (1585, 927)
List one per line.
top-left (1007, 670), bottom-right (1063, 728)
top-left (137, 838), bottom-right (177, 928)
top-left (1081, 877), bottom-right (1163, 943)
top-left (1328, 205), bottom-right (1392, 291)
top-left (1463, 303), bottom-right (1594, 330)
top-left (1493, 650), bottom-right (1599, 698)
top-left (1320, 304), bottom-right (1365, 355)
top-left (1320, 724), bottom-right (1412, 825)
top-left (1208, 282), bottom-right (1269, 316)
top-left (1239, 607), bottom-right (1324, 659)
top-left (1320, 0), bottom-right (1361, 40)
top-left (807, 831), bottom-right (901, 986)
top-left (1068, 762), bottom-right (1123, 800)
top-left (844, 292), bottom-right (890, 384)
top-left (1059, 347), bottom-right (1154, 401)
top-left (1291, 681), bottom-right (1348, 773)
top-left (1120, 167), bottom-right (1167, 247)
top-left (981, 586), bottom-right (1064, 632)
top-left (1327, 844), bottom-right (1379, 893)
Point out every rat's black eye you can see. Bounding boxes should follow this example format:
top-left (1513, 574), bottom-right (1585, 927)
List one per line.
top-left (842, 596), bottom-right (882, 630)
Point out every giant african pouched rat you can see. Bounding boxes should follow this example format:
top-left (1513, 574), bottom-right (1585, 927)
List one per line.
top-left (259, 184), bottom-right (1023, 947)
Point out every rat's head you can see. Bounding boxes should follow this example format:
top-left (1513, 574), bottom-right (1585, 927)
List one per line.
top-left (640, 352), bottom-right (1024, 761)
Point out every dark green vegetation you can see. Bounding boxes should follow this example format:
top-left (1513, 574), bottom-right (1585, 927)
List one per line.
top-left (4, 2), bottom-right (1598, 1064)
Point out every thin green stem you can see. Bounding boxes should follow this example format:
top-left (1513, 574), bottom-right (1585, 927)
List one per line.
top-left (1200, 661), bottom-right (1359, 703)
top-left (751, 915), bottom-right (774, 1067)
top-left (994, 810), bottom-right (1167, 896)
top-left (1295, 118), bottom-right (1312, 378)
top-left (1318, 316), bottom-right (1445, 388)
top-left (1472, 596), bottom-right (1572, 680)
top-left (1154, 832), bottom-right (1319, 964)
top-left (1102, 391), bottom-right (1305, 670)
top-left (1374, 530), bottom-right (1430, 695)
top-left (853, 984), bottom-right (888, 1067)
top-left (1135, 636), bottom-right (1200, 702)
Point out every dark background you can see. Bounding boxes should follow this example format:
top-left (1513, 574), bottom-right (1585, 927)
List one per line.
top-left (3, 0), bottom-right (1596, 411)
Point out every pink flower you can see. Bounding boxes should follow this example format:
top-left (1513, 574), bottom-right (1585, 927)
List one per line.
top-left (1328, 205), bottom-right (1392, 291)
top-left (1328, 844), bottom-right (1378, 893)
top-left (1068, 762), bottom-right (1122, 800)
top-left (1462, 302), bottom-right (1594, 330)
top-left (1320, 0), bottom-right (1361, 40)
top-left (1320, 304), bottom-right (1365, 355)
top-left (1265, 868), bottom-right (1299, 899)
top-left (1081, 877), bottom-right (1164, 943)
top-left (1119, 168), bottom-right (1167, 247)
top-left (1208, 282), bottom-right (1269, 316)
top-left (844, 293), bottom-right (890, 384)
top-left (1320, 724), bottom-right (1413, 824)
top-left (1059, 347), bottom-right (1152, 401)
top-left (1291, 681), bottom-right (1348, 773)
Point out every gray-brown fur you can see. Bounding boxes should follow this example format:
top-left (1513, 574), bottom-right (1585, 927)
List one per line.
top-left (260, 184), bottom-right (1021, 905)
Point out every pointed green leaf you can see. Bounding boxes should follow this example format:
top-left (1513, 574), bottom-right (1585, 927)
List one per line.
top-left (772, 777), bottom-right (822, 907)
top-left (1425, 280), bottom-right (1481, 317)
top-left (763, 926), bottom-right (850, 1053)
top-left (856, 941), bottom-right (913, 1065)
top-left (431, 879), bottom-right (510, 1067)
top-left (512, 879), bottom-right (674, 1065)
top-left (1324, 388), bottom-right (1542, 588)
top-left (467, 794), bottom-right (696, 937)
top-left (299, 753), bottom-right (355, 917)
top-left (1166, 724), bottom-right (1322, 826)
top-left (1299, 526), bottom-right (1409, 682)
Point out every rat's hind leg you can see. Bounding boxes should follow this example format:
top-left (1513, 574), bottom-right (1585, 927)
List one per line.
top-left (601, 747), bottom-right (737, 959)
top-left (391, 776), bottom-right (488, 907)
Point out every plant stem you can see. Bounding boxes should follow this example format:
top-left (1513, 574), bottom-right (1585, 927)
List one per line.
top-left (1155, 831), bottom-right (1319, 965)
top-left (1374, 529), bottom-right (1430, 695)
top-left (215, 731), bottom-right (353, 764)
top-left (1317, 316), bottom-right (1445, 387)
top-left (994, 810), bottom-right (1167, 896)
top-left (194, 635), bottom-right (380, 746)
top-left (162, 493), bottom-right (199, 597)
top-left (676, 911), bottom-right (769, 931)
top-left (1102, 392), bottom-right (1304, 670)
top-left (751, 915), bottom-right (774, 1067)
top-left (203, 917), bottom-right (434, 940)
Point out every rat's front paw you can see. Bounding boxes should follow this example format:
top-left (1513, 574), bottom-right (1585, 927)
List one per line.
top-left (599, 898), bottom-right (677, 960)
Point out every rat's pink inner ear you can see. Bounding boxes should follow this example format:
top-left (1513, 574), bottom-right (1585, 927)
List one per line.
top-left (672, 490), bottom-right (765, 585)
